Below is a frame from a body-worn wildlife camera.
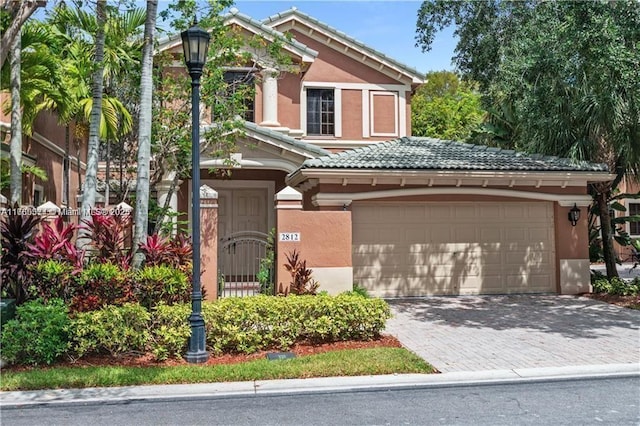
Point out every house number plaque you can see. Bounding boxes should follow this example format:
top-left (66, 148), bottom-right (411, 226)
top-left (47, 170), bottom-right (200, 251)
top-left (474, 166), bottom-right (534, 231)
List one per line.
top-left (279, 232), bottom-right (301, 242)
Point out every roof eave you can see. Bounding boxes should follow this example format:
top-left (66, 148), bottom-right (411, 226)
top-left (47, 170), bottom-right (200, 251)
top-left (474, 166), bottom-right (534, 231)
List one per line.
top-left (287, 168), bottom-right (614, 189)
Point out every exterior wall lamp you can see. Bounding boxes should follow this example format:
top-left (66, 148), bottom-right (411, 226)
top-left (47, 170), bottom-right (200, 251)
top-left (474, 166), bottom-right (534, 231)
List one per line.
top-left (568, 204), bottom-right (581, 226)
top-left (181, 20), bottom-right (210, 364)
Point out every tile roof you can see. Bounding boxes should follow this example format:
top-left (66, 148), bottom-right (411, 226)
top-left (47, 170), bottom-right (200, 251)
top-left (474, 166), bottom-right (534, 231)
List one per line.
top-left (300, 137), bottom-right (609, 172)
top-left (243, 122), bottom-right (330, 157)
top-left (262, 8), bottom-right (425, 83)
top-left (226, 8), bottom-right (319, 60)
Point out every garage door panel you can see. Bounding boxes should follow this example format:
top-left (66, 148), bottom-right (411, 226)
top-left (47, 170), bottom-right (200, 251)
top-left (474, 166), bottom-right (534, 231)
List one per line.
top-left (353, 202), bottom-right (556, 296)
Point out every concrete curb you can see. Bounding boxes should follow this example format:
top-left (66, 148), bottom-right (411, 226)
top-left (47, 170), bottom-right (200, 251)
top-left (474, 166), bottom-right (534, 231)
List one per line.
top-left (1, 363), bottom-right (638, 408)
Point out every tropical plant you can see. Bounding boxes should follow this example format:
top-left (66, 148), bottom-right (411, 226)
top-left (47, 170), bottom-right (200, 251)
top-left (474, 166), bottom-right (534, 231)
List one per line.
top-left (28, 260), bottom-right (77, 304)
top-left (0, 211), bottom-right (42, 304)
top-left (81, 210), bottom-right (132, 268)
top-left (71, 262), bottom-right (134, 312)
top-left (27, 216), bottom-right (83, 267)
top-left (282, 249), bottom-right (319, 296)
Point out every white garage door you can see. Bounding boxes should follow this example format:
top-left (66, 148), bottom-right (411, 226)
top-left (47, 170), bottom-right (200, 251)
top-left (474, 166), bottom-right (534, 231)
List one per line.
top-left (352, 202), bottom-right (556, 297)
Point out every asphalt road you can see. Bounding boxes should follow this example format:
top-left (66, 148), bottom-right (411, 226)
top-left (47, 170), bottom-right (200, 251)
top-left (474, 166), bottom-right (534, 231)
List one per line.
top-left (2, 377), bottom-right (639, 425)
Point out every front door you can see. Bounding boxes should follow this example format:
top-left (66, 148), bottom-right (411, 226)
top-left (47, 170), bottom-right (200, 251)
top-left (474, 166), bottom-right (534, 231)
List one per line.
top-left (218, 188), bottom-right (269, 296)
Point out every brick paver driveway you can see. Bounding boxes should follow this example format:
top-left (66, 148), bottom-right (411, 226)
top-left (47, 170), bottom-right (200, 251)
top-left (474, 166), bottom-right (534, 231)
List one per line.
top-left (385, 295), bottom-right (640, 373)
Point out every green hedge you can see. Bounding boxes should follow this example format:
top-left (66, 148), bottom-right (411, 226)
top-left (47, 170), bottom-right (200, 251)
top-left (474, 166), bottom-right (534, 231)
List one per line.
top-left (2, 294), bottom-right (392, 365)
top-left (1, 299), bottom-right (70, 366)
top-left (591, 274), bottom-right (640, 296)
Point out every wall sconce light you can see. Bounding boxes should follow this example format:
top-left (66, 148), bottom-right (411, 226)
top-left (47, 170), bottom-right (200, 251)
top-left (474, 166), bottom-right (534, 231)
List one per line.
top-left (568, 204), bottom-right (581, 226)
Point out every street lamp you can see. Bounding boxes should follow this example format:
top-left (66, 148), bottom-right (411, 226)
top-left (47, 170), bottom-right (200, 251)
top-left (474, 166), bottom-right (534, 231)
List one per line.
top-left (182, 20), bottom-right (211, 364)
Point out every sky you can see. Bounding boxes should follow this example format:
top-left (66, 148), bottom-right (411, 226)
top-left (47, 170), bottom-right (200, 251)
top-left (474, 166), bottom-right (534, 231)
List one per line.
top-left (168, 0), bottom-right (458, 74)
top-left (36, 1), bottom-right (458, 74)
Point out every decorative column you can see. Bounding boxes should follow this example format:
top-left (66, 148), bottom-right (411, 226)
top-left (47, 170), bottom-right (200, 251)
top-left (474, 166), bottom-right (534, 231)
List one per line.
top-left (113, 202), bottom-right (133, 252)
top-left (156, 172), bottom-right (181, 236)
top-left (199, 185), bottom-right (219, 300)
top-left (260, 67), bottom-right (280, 127)
top-left (36, 201), bottom-right (61, 224)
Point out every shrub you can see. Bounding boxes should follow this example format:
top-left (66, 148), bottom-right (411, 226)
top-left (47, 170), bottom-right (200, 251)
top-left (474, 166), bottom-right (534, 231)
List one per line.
top-left (70, 303), bottom-right (151, 357)
top-left (592, 275), bottom-right (640, 296)
top-left (71, 263), bottom-right (134, 312)
top-left (28, 259), bottom-right (77, 304)
top-left (0, 299), bottom-right (70, 366)
top-left (149, 303), bottom-right (191, 360)
top-left (342, 283), bottom-right (371, 298)
top-left (201, 294), bottom-right (391, 355)
top-left (133, 265), bottom-right (190, 309)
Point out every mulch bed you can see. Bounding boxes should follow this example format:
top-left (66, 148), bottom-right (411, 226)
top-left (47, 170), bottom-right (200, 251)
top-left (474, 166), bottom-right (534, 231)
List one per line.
top-left (583, 293), bottom-right (640, 310)
top-left (5, 335), bottom-right (403, 372)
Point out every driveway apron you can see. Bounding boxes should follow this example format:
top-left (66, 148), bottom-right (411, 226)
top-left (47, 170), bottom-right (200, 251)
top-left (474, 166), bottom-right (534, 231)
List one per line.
top-left (385, 295), bottom-right (640, 373)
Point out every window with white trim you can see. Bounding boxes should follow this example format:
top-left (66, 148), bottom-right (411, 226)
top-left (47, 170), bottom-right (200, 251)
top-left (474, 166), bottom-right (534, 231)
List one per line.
top-left (629, 203), bottom-right (640, 236)
top-left (306, 88), bottom-right (335, 136)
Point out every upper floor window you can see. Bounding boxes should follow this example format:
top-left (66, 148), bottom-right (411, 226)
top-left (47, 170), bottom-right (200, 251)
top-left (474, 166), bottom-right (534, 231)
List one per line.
top-left (629, 203), bottom-right (640, 236)
top-left (306, 88), bottom-right (334, 136)
top-left (213, 68), bottom-right (255, 122)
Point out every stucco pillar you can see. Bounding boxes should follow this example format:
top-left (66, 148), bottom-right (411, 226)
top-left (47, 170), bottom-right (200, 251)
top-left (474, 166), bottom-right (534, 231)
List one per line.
top-left (276, 186), bottom-right (353, 295)
top-left (36, 201), bottom-right (61, 225)
top-left (199, 185), bottom-right (218, 300)
top-left (156, 172), bottom-right (181, 235)
top-left (112, 201), bottom-right (133, 252)
top-left (260, 67), bottom-right (280, 127)
top-left (555, 201), bottom-right (591, 294)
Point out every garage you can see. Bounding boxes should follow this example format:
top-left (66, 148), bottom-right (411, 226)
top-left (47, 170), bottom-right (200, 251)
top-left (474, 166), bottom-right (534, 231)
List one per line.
top-left (352, 201), bottom-right (556, 297)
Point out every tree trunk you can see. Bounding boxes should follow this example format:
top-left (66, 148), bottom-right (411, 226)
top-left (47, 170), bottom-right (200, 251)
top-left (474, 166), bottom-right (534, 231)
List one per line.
top-left (0, 0), bottom-right (45, 69)
top-left (77, 0), bottom-right (106, 250)
top-left (9, 32), bottom-right (22, 206)
top-left (132, 0), bottom-right (158, 268)
top-left (594, 187), bottom-right (619, 279)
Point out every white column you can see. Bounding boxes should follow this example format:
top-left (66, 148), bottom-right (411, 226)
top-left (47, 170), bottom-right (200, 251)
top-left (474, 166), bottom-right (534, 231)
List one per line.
top-left (260, 67), bottom-right (280, 127)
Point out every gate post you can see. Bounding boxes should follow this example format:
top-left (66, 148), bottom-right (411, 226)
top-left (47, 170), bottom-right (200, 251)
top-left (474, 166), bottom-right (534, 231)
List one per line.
top-left (275, 187), bottom-right (303, 294)
top-left (199, 185), bottom-right (218, 300)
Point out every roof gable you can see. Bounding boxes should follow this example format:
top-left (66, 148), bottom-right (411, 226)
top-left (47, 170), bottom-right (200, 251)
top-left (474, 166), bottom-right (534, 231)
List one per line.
top-left (156, 8), bottom-right (318, 63)
top-left (263, 8), bottom-right (425, 86)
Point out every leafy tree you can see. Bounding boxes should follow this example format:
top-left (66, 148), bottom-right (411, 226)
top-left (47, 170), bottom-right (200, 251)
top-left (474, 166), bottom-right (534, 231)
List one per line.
top-left (416, 1), bottom-right (640, 278)
top-left (147, 0), bottom-right (294, 235)
top-left (411, 70), bottom-right (484, 140)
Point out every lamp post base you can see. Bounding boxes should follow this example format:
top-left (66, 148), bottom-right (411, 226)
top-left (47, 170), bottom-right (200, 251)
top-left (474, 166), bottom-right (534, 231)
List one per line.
top-left (185, 350), bottom-right (209, 364)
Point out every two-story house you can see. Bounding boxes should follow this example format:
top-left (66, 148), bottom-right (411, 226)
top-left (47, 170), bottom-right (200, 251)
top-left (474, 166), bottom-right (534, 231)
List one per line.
top-left (2, 7), bottom-right (614, 299)
top-left (155, 8), bottom-right (612, 299)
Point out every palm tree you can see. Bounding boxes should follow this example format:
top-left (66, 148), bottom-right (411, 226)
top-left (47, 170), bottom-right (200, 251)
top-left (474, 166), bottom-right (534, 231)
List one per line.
top-left (1, 20), bottom-right (72, 206)
top-left (132, 0), bottom-right (158, 267)
top-left (77, 0), bottom-right (106, 250)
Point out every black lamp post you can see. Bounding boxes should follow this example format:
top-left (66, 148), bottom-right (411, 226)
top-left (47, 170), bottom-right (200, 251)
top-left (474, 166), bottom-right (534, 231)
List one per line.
top-left (182, 21), bottom-right (210, 364)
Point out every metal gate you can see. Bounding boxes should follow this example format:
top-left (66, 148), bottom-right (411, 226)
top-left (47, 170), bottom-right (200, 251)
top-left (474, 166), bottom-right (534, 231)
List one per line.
top-left (218, 231), bottom-right (269, 297)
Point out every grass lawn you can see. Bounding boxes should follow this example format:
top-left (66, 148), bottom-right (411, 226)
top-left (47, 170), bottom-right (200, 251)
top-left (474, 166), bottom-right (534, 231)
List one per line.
top-left (0, 347), bottom-right (435, 392)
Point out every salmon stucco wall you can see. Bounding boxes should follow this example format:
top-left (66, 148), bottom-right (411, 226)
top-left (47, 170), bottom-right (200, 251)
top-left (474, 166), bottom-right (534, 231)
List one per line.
top-left (276, 208), bottom-right (353, 295)
top-left (554, 202), bottom-right (591, 294)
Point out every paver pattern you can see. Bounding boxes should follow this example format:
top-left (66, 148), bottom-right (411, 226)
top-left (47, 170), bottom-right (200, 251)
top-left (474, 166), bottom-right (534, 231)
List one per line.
top-left (385, 295), bottom-right (640, 373)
